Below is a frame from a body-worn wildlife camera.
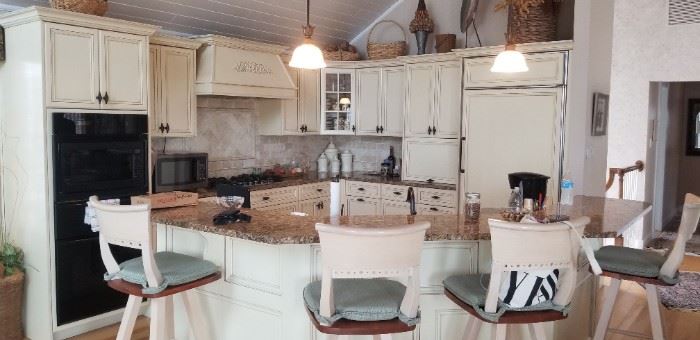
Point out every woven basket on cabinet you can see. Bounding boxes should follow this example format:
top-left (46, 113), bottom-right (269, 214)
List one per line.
top-left (323, 50), bottom-right (361, 61)
top-left (50, 0), bottom-right (109, 16)
top-left (0, 272), bottom-right (25, 340)
top-left (366, 20), bottom-right (407, 60)
top-left (509, 1), bottom-right (558, 44)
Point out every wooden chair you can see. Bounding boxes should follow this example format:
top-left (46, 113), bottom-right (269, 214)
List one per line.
top-left (593, 193), bottom-right (700, 340)
top-left (306, 222), bottom-right (430, 340)
top-left (444, 217), bottom-right (591, 340)
top-left (89, 196), bottom-right (221, 340)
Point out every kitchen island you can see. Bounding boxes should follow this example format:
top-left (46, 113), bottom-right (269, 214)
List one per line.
top-left (151, 196), bottom-right (650, 340)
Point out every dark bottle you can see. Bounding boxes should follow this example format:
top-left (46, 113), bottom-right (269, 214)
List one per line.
top-left (387, 146), bottom-right (396, 176)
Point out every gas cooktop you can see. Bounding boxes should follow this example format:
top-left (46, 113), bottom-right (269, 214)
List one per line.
top-left (207, 174), bottom-right (283, 189)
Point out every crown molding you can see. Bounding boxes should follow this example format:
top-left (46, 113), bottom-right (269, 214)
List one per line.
top-left (454, 40), bottom-right (574, 58)
top-left (194, 34), bottom-right (290, 55)
top-left (151, 34), bottom-right (202, 50)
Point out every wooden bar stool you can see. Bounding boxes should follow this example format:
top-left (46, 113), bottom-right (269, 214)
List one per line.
top-left (89, 196), bottom-right (221, 340)
top-left (443, 217), bottom-right (591, 340)
top-left (304, 222), bottom-right (430, 340)
top-left (593, 193), bottom-right (700, 340)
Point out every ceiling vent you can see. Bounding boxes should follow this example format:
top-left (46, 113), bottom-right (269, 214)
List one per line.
top-left (669, 0), bottom-right (700, 25)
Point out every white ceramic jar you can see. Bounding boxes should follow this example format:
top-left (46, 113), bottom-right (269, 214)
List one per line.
top-left (317, 153), bottom-right (329, 173)
top-left (340, 150), bottom-right (353, 173)
top-left (324, 142), bottom-right (339, 162)
top-left (330, 159), bottom-right (341, 174)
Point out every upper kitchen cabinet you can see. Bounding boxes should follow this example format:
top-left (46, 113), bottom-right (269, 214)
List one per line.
top-left (463, 51), bottom-right (566, 88)
top-left (258, 68), bottom-right (320, 135)
top-left (44, 22), bottom-right (152, 110)
top-left (150, 36), bottom-right (201, 137)
top-left (321, 68), bottom-right (355, 135)
top-left (404, 58), bottom-right (461, 138)
top-left (356, 66), bottom-right (404, 137)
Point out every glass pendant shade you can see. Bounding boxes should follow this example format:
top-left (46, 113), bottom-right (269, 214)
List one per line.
top-left (490, 46), bottom-right (529, 73)
top-left (289, 39), bottom-right (326, 69)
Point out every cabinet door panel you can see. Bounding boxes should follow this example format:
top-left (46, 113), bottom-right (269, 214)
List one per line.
top-left (382, 201), bottom-right (411, 216)
top-left (298, 199), bottom-right (317, 216)
top-left (345, 197), bottom-right (380, 216)
top-left (383, 67), bottom-right (405, 137)
top-left (284, 68), bottom-right (301, 134)
top-left (99, 31), bottom-right (148, 110)
top-left (355, 69), bottom-right (382, 135)
top-left (299, 69), bottom-right (321, 133)
top-left (435, 62), bottom-right (461, 138)
top-left (45, 23), bottom-right (100, 109)
top-left (160, 46), bottom-right (196, 136)
top-left (149, 46), bottom-right (162, 135)
top-left (403, 138), bottom-right (459, 184)
top-left (405, 64), bottom-right (434, 137)
top-left (463, 88), bottom-right (562, 208)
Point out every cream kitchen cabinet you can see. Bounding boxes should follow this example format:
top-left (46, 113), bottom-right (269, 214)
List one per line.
top-left (382, 201), bottom-right (411, 215)
top-left (299, 198), bottom-right (329, 217)
top-left (45, 23), bottom-right (148, 110)
top-left (404, 61), bottom-right (461, 138)
top-left (355, 66), bottom-right (404, 137)
top-left (402, 138), bottom-right (460, 184)
top-left (297, 69), bottom-right (321, 133)
top-left (259, 69), bottom-right (321, 135)
top-left (321, 68), bottom-right (355, 134)
top-left (150, 36), bottom-right (200, 137)
top-left (345, 196), bottom-right (381, 216)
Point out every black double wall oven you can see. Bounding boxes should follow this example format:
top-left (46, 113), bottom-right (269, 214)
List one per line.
top-left (52, 112), bottom-right (148, 325)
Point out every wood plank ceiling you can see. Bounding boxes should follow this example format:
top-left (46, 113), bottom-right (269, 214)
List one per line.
top-left (1, 0), bottom-right (398, 47)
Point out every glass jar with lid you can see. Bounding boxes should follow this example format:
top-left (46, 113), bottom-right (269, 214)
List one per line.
top-left (464, 193), bottom-right (481, 222)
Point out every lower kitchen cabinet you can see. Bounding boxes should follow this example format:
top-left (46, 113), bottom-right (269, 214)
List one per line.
top-left (345, 196), bottom-right (381, 216)
top-left (255, 202), bottom-right (298, 214)
top-left (299, 198), bottom-right (330, 217)
top-left (402, 138), bottom-right (460, 184)
top-left (382, 201), bottom-right (411, 215)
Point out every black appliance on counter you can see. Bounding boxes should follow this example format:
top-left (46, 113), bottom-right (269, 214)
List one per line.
top-left (209, 174), bottom-right (283, 208)
top-left (52, 112), bottom-right (147, 326)
top-left (152, 153), bottom-right (208, 193)
top-left (508, 172), bottom-right (550, 202)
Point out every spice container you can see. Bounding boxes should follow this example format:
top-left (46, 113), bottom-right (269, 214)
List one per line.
top-left (464, 193), bottom-right (481, 222)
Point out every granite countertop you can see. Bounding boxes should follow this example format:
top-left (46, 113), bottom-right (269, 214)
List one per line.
top-left (197, 172), bottom-right (456, 197)
top-left (151, 196), bottom-right (652, 245)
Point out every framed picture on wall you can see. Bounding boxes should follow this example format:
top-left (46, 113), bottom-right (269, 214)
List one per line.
top-left (687, 99), bottom-right (700, 156)
top-left (591, 92), bottom-right (609, 136)
top-left (0, 26), bottom-right (5, 61)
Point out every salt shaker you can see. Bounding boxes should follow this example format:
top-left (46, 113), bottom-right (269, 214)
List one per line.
top-left (465, 193), bottom-right (481, 222)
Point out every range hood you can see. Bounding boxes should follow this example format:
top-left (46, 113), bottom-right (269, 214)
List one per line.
top-left (195, 35), bottom-right (297, 99)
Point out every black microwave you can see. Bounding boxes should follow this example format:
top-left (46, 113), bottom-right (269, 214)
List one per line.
top-left (153, 153), bottom-right (208, 193)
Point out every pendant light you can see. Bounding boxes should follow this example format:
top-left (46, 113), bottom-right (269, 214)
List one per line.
top-left (490, 5), bottom-right (528, 73)
top-left (289, 0), bottom-right (326, 69)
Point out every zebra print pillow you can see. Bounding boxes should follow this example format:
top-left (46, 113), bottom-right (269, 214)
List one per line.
top-left (498, 269), bottom-right (559, 308)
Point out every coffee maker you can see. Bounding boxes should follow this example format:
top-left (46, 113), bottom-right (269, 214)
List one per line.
top-left (508, 172), bottom-right (550, 202)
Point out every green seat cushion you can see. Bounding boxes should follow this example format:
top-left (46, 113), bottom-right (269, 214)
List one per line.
top-left (105, 251), bottom-right (219, 294)
top-left (595, 246), bottom-right (666, 278)
top-left (303, 278), bottom-right (419, 326)
top-left (443, 274), bottom-right (568, 323)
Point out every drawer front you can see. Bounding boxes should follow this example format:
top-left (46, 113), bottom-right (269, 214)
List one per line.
top-left (382, 201), bottom-right (411, 216)
top-left (255, 202), bottom-right (298, 214)
top-left (251, 187), bottom-right (298, 208)
top-left (346, 181), bottom-right (380, 198)
top-left (464, 52), bottom-right (566, 88)
top-left (416, 204), bottom-right (457, 215)
top-left (382, 184), bottom-right (409, 202)
top-left (299, 182), bottom-right (330, 200)
top-left (417, 188), bottom-right (457, 208)
top-left (345, 197), bottom-right (380, 216)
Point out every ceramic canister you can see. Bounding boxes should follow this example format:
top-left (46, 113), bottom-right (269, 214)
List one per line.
top-left (324, 142), bottom-right (339, 162)
top-left (330, 159), bottom-right (341, 173)
top-left (317, 153), bottom-right (329, 173)
top-left (340, 150), bottom-right (353, 173)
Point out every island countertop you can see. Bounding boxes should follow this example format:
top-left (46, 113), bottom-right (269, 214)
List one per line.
top-left (151, 196), bottom-right (651, 244)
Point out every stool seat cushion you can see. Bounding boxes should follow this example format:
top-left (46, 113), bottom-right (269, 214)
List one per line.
top-left (594, 246), bottom-right (678, 284)
top-left (105, 251), bottom-right (219, 294)
top-left (303, 278), bottom-right (419, 326)
top-left (443, 274), bottom-right (568, 323)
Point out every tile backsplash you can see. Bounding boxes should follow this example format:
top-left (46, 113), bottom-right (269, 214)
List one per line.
top-left (152, 96), bottom-right (402, 178)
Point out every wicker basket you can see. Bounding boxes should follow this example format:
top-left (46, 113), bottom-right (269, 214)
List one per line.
top-left (50, 0), bottom-right (109, 16)
top-left (510, 1), bottom-right (558, 44)
top-left (367, 20), bottom-right (407, 60)
top-left (0, 272), bottom-right (25, 340)
top-left (323, 50), bottom-right (361, 61)
top-left (435, 34), bottom-right (456, 53)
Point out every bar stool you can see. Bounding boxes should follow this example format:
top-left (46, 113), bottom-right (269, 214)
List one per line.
top-left (443, 217), bottom-right (591, 340)
top-left (593, 193), bottom-right (700, 340)
top-left (304, 222), bottom-right (430, 340)
top-left (89, 196), bottom-right (221, 340)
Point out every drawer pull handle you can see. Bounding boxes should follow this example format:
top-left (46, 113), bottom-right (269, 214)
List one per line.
top-left (262, 197), bottom-right (270, 201)
top-left (430, 207), bottom-right (439, 211)
top-left (431, 195), bottom-right (441, 199)
top-left (357, 198), bottom-right (365, 202)
top-left (358, 188), bottom-right (365, 191)
top-left (393, 191), bottom-right (402, 195)
top-left (316, 188), bottom-right (323, 192)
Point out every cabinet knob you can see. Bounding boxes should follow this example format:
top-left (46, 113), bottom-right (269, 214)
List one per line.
top-left (376, 126), bottom-right (380, 133)
top-left (379, 126), bottom-right (384, 133)
top-left (430, 207), bottom-right (439, 212)
top-left (431, 126), bottom-right (436, 135)
top-left (158, 123), bottom-right (165, 133)
top-left (393, 191), bottom-right (402, 195)
top-left (262, 196), bottom-right (270, 201)
top-left (428, 126), bottom-right (432, 135)
top-left (96, 92), bottom-right (103, 103)
top-left (103, 92), bottom-right (109, 104)
top-left (431, 195), bottom-right (441, 199)
top-left (316, 188), bottom-right (323, 192)
top-left (164, 123), bottom-right (170, 133)
top-left (357, 198), bottom-right (365, 202)
top-left (358, 188), bottom-right (365, 191)
top-left (352, 125), bottom-right (356, 133)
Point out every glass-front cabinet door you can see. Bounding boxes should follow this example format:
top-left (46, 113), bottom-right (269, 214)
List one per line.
top-left (321, 68), bottom-right (355, 135)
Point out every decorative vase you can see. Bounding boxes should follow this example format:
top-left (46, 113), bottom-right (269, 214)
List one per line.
top-left (0, 272), bottom-right (25, 340)
top-left (415, 30), bottom-right (429, 55)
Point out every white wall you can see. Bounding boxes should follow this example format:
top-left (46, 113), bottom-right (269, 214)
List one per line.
top-left (608, 0), bottom-right (700, 240)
